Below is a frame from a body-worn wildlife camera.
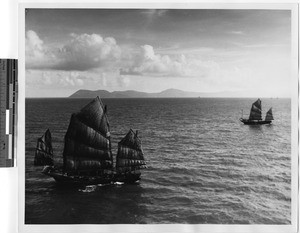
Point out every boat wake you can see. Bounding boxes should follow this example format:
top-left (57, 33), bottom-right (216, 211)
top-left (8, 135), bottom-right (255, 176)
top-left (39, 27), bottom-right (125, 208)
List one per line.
top-left (114, 181), bottom-right (124, 185)
top-left (78, 181), bottom-right (126, 192)
top-left (79, 185), bottom-right (98, 193)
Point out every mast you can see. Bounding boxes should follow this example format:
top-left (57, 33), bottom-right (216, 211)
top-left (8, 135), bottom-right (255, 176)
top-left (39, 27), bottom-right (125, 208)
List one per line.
top-left (116, 129), bottom-right (147, 173)
top-left (34, 129), bottom-right (54, 166)
top-left (249, 99), bottom-right (262, 121)
top-left (265, 108), bottom-right (274, 121)
top-left (62, 97), bottom-right (113, 173)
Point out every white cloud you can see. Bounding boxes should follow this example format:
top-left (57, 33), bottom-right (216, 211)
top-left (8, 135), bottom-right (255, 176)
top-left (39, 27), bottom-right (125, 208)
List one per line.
top-left (26, 30), bottom-right (220, 80)
top-left (25, 30), bottom-right (56, 69)
top-left (25, 31), bottom-right (121, 71)
top-left (25, 30), bottom-right (44, 58)
top-left (120, 45), bottom-right (219, 78)
top-left (26, 30), bottom-right (240, 94)
top-left (55, 33), bottom-right (121, 71)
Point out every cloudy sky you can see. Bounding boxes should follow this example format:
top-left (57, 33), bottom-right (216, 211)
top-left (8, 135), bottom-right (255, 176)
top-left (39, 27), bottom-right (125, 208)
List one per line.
top-left (25, 8), bottom-right (292, 97)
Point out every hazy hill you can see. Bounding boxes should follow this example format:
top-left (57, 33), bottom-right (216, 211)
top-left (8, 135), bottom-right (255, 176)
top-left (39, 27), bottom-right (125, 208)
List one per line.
top-left (69, 88), bottom-right (243, 98)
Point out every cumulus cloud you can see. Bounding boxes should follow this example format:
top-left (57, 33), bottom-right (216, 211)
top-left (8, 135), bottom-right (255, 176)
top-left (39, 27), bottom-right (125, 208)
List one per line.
top-left (26, 30), bottom-right (44, 58)
top-left (26, 31), bottom-right (121, 71)
top-left (120, 45), bottom-right (218, 78)
top-left (25, 30), bottom-right (220, 84)
top-left (25, 30), bottom-right (56, 69)
top-left (54, 33), bottom-right (121, 71)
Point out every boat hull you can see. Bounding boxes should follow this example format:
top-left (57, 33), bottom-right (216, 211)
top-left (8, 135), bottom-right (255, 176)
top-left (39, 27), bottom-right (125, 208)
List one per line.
top-left (42, 166), bottom-right (141, 186)
top-left (239, 118), bottom-right (272, 125)
top-left (114, 172), bottom-right (141, 184)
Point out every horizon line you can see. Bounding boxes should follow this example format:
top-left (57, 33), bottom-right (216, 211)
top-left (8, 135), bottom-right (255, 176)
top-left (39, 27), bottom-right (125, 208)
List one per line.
top-left (25, 96), bottom-right (291, 99)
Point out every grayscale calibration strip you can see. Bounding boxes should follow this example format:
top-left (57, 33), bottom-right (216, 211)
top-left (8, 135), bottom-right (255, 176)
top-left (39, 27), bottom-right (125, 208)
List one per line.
top-left (0, 59), bottom-right (18, 167)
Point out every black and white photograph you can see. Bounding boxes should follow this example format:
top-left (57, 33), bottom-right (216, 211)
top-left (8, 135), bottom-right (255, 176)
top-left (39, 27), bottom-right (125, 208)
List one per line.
top-left (21, 3), bottom-right (298, 231)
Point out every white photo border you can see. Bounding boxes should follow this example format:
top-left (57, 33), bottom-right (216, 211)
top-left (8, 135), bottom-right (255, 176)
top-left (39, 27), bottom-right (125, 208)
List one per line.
top-left (18, 1), bottom-right (299, 233)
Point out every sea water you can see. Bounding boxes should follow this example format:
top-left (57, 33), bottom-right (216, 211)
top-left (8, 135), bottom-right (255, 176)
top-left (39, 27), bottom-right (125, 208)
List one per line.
top-left (25, 98), bottom-right (291, 224)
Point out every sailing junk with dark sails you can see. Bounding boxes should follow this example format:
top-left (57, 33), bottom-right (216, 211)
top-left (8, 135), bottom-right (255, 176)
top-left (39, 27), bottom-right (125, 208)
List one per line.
top-left (240, 98), bottom-right (273, 125)
top-left (39, 96), bottom-right (146, 185)
top-left (34, 129), bottom-right (54, 166)
top-left (249, 99), bottom-right (262, 121)
top-left (63, 97), bottom-right (113, 174)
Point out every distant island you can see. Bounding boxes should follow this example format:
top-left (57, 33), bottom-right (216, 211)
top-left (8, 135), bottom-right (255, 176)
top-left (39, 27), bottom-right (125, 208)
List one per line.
top-left (69, 88), bottom-right (244, 98)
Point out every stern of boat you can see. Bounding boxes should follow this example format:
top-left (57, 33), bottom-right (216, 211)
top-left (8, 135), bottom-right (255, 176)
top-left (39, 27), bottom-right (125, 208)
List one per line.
top-left (114, 172), bottom-right (141, 184)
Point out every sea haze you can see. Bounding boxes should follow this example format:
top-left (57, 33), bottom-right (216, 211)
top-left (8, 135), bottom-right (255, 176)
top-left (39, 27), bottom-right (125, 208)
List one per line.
top-left (25, 98), bottom-right (291, 224)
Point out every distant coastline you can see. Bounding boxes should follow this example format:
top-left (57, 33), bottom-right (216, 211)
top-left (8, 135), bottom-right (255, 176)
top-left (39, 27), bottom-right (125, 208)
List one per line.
top-left (69, 88), bottom-right (204, 98)
top-left (24, 89), bottom-right (291, 99)
top-left (66, 89), bottom-right (290, 99)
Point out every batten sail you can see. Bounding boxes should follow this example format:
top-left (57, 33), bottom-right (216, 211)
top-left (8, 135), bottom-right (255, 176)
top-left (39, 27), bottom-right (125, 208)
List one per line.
top-left (249, 99), bottom-right (262, 121)
top-left (34, 129), bottom-right (54, 166)
top-left (63, 97), bottom-right (113, 173)
top-left (265, 108), bottom-right (274, 121)
top-left (116, 129), bottom-right (147, 173)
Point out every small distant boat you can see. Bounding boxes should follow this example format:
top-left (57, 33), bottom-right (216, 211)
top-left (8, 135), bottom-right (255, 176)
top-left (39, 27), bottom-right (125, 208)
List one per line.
top-left (34, 129), bottom-right (54, 166)
top-left (239, 99), bottom-right (274, 125)
top-left (35, 96), bottom-right (147, 186)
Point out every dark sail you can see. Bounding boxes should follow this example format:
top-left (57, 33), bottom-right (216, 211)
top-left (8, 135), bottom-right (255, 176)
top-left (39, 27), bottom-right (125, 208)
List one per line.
top-left (116, 129), bottom-right (147, 173)
top-left (63, 97), bottom-right (113, 172)
top-left (34, 129), bottom-right (54, 166)
top-left (249, 99), bottom-right (262, 121)
top-left (265, 108), bottom-right (274, 121)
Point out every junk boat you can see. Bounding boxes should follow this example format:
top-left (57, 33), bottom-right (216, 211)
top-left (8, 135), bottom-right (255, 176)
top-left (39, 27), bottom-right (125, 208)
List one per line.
top-left (239, 98), bottom-right (274, 125)
top-left (34, 129), bottom-right (54, 166)
top-left (34, 96), bottom-right (147, 185)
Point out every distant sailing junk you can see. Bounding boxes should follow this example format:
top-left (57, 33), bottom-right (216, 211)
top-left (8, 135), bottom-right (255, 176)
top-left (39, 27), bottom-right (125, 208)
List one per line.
top-left (38, 96), bottom-right (147, 186)
top-left (240, 98), bottom-right (274, 125)
top-left (34, 129), bottom-right (54, 166)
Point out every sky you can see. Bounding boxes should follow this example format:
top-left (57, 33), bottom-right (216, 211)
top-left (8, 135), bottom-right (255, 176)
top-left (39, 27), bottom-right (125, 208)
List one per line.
top-left (25, 8), bottom-right (292, 98)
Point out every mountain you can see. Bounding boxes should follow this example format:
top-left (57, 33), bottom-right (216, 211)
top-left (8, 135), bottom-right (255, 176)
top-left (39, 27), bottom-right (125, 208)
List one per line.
top-left (69, 89), bottom-right (111, 98)
top-left (70, 89), bottom-right (152, 98)
top-left (69, 88), bottom-right (242, 98)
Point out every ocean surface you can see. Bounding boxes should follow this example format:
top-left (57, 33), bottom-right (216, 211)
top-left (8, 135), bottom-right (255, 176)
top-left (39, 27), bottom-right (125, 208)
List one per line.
top-left (25, 98), bottom-right (291, 224)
